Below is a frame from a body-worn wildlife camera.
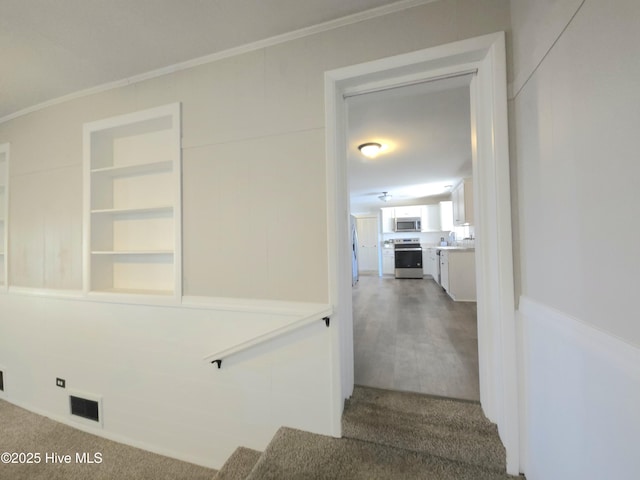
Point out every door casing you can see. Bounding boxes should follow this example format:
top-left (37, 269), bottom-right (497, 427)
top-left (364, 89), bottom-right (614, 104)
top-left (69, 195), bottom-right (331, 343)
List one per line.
top-left (324, 32), bottom-right (519, 474)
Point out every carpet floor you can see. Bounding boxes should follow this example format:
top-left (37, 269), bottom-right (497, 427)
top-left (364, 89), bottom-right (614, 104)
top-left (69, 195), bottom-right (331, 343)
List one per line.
top-left (0, 400), bottom-right (216, 480)
top-left (2, 386), bottom-right (521, 480)
top-left (213, 447), bottom-right (261, 480)
top-left (219, 385), bottom-right (521, 479)
top-left (342, 386), bottom-right (506, 472)
top-left (244, 427), bottom-right (515, 480)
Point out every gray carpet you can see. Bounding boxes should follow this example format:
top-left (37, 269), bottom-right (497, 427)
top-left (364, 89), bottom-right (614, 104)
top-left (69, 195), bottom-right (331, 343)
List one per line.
top-left (213, 447), bottom-right (261, 480)
top-left (342, 386), bottom-right (506, 472)
top-left (2, 386), bottom-right (518, 480)
top-left (245, 427), bottom-right (515, 480)
top-left (0, 400), bottom-right (216, 480)
top-left (242, 386), bottom-right (519, 479)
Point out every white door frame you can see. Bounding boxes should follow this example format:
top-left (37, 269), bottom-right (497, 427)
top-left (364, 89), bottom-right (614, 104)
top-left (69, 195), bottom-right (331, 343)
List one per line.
top-left (324, 32), bottom-right (519, 474)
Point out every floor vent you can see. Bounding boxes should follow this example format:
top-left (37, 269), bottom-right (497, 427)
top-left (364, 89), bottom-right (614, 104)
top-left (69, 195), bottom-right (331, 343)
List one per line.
top-left (70, 395), bottom-right (100, 422)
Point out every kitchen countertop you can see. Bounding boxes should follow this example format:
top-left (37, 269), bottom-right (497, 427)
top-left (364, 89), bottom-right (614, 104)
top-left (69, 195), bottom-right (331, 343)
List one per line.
top-left (421, 245), bottom-right (475, 252)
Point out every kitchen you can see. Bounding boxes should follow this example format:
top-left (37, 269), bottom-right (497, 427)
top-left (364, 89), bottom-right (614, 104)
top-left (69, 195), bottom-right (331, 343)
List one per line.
top-left (348, 75), bottom-right (479, 401)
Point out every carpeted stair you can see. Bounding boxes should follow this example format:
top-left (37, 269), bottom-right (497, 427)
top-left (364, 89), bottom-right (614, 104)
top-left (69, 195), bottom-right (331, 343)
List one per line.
top-left (213, 447), bottom-right (262, 480)
top-left (215, 386), bottom-right (521, 479)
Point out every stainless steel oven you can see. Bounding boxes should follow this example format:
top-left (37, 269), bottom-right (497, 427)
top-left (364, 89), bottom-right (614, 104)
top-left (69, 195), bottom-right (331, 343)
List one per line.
top-left (394, 238), bottom-right (423, 279)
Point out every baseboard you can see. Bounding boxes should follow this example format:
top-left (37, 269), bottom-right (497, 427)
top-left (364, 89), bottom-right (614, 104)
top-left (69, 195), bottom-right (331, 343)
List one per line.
top-left (518, 296), bottom-right (640, 480)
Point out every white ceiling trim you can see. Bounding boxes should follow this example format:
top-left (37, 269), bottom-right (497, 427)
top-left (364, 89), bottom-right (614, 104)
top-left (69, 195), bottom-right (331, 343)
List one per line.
top-left (0, 0), bottom-right (436, 125)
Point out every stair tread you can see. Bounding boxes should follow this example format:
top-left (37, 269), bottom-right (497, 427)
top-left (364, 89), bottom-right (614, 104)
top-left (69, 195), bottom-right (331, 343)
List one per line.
top-left (214, 447), bottom-right (261, 480)
top-left (349, 386), bottom-right (494, 430)
top-left (343, 387), bottom-right (506, 472)
top-left (246, 427), bottom-right (516, 480)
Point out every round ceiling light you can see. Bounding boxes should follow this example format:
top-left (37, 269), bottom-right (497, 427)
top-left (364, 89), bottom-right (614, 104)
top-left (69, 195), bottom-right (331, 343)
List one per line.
top-left (358, 142), bottom-right (383, 159)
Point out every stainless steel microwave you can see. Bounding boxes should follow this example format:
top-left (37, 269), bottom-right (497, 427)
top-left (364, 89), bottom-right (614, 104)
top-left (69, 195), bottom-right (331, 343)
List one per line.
top-left (394, 217), bottom-right (421, 232)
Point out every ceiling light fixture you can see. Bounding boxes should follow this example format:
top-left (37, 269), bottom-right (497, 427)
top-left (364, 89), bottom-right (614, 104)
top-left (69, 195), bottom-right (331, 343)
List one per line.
top-left (378, 191), bottom-right (392, 202)
top-left (358, 142), bottom-right (383, 159)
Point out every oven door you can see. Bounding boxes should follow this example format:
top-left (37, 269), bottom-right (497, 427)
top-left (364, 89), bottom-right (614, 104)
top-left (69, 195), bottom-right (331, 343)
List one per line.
top-left (394, 247), bottom-right (423, 278)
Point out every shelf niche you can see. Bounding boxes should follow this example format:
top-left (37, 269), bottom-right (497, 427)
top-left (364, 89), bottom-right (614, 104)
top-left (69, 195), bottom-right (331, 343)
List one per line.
top-left (83, 104), bottom-right (181, 299)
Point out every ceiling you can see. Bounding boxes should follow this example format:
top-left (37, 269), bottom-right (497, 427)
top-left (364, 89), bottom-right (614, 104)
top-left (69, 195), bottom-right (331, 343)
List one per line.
top-left (1, 0), bottom-right (471, 213)
top-left (347, 75), bottom-right (472, 215)
top-left (0, 0), bottom-right (410, 120)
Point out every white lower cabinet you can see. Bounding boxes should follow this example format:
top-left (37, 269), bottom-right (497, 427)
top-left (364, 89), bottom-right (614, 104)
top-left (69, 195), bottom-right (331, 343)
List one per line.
top-left (439, 249), bottom-right (476, 301)
top-left (424, 247), bottom-right (439, 280)
top-left (382, 248), bottom-right (395, 275)
top-left (440, 251), bottom-right (450, 291)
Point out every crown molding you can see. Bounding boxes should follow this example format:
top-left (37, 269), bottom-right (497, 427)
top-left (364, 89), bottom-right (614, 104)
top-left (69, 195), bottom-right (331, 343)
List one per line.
top-left (0, 0), bottom-right (436, 125)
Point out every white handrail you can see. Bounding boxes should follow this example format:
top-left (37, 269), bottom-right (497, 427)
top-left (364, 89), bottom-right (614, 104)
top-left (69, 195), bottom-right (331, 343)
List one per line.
top-left (203, 307), bottom-right (333, 368)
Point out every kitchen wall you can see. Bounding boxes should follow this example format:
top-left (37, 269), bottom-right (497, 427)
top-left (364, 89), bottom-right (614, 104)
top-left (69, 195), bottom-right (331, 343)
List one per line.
top-left (510, 0), bottom-right (640, 477)
top-left (0, 0), bottom-right (512, 469)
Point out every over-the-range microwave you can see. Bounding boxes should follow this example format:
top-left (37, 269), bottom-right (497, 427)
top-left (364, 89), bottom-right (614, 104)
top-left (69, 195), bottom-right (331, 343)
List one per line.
top-left (394, 217), bottom-right (421, 232)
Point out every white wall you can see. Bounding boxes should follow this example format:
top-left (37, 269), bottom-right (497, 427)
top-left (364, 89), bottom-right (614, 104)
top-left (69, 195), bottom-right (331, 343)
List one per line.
top-left (0, 0), bottom-right (511, 469)
top-left (0, 293), bottom-right (333, 469)
top-left (0, 0), bottom-right (511, 303)
top-left (510, 0), bottom-right (640, 477)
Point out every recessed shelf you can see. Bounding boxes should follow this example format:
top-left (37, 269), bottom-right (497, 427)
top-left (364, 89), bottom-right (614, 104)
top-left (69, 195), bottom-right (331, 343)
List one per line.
top-left (83, 103), bottom-right (181, 299)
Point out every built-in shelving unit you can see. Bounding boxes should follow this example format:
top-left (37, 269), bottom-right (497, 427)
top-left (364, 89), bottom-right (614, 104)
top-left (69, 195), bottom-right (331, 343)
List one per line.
top-left (0, 143), bottom-right (8, 289)
top-left (83, 103), bottom-right (181, 300)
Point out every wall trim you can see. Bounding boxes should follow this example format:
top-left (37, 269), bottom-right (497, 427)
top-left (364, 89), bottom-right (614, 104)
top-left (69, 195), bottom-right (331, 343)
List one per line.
top-left (519, 295), bottom-right (640, 369)
top-left (5, 286), bottom-right (330, 317)
top-left (518, 295), bottom-right (640, 479)
top-left (0, 0), bottom-right (436, 125)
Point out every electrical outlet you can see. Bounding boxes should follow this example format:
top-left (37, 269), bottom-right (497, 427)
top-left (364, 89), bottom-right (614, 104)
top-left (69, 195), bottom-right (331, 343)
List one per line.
top-left (56, 378), bottom-right (66, 388)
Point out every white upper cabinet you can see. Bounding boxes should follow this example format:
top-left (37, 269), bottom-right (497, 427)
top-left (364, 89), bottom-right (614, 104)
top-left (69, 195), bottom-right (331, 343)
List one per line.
top-left (381, 207), bottom-right (395, 233)
top-left (0, 143), bottom-right (8, 289)
top-left (382, 203), bottom-right (448, 233)
top-left (440, 201), bottom-right (453, 231)
top-left (83, 103), bottom-right (182, 300)
top-left (394, 205), bottom-right (423, 218)
top-left (451, 179), bottom-right (474, 226)
top-left (420, 204), bottom-right (442, 232)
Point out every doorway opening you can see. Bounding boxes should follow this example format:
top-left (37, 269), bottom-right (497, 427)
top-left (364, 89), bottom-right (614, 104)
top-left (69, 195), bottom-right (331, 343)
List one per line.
top-left (325, 33), bottom-right (519, 473)
top-left (347, 77), bottom-right (479, 401)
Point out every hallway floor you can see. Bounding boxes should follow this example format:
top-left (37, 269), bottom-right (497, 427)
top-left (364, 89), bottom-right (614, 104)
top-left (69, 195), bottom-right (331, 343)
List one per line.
top-left (353, 273), bottom-right (479, 401)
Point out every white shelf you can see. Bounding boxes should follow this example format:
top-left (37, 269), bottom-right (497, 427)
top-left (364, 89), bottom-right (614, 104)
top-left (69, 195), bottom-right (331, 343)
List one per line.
top-left (83, 103), bottom-right (181, 299)
top-left (89, 288), bottom-right (175, 296)
top-left (91, 206), bottom-right (173, 216)
top-left (90, 160), bottom-right (172, 178)
top-left (91, 250), bottom-right (174, 255)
